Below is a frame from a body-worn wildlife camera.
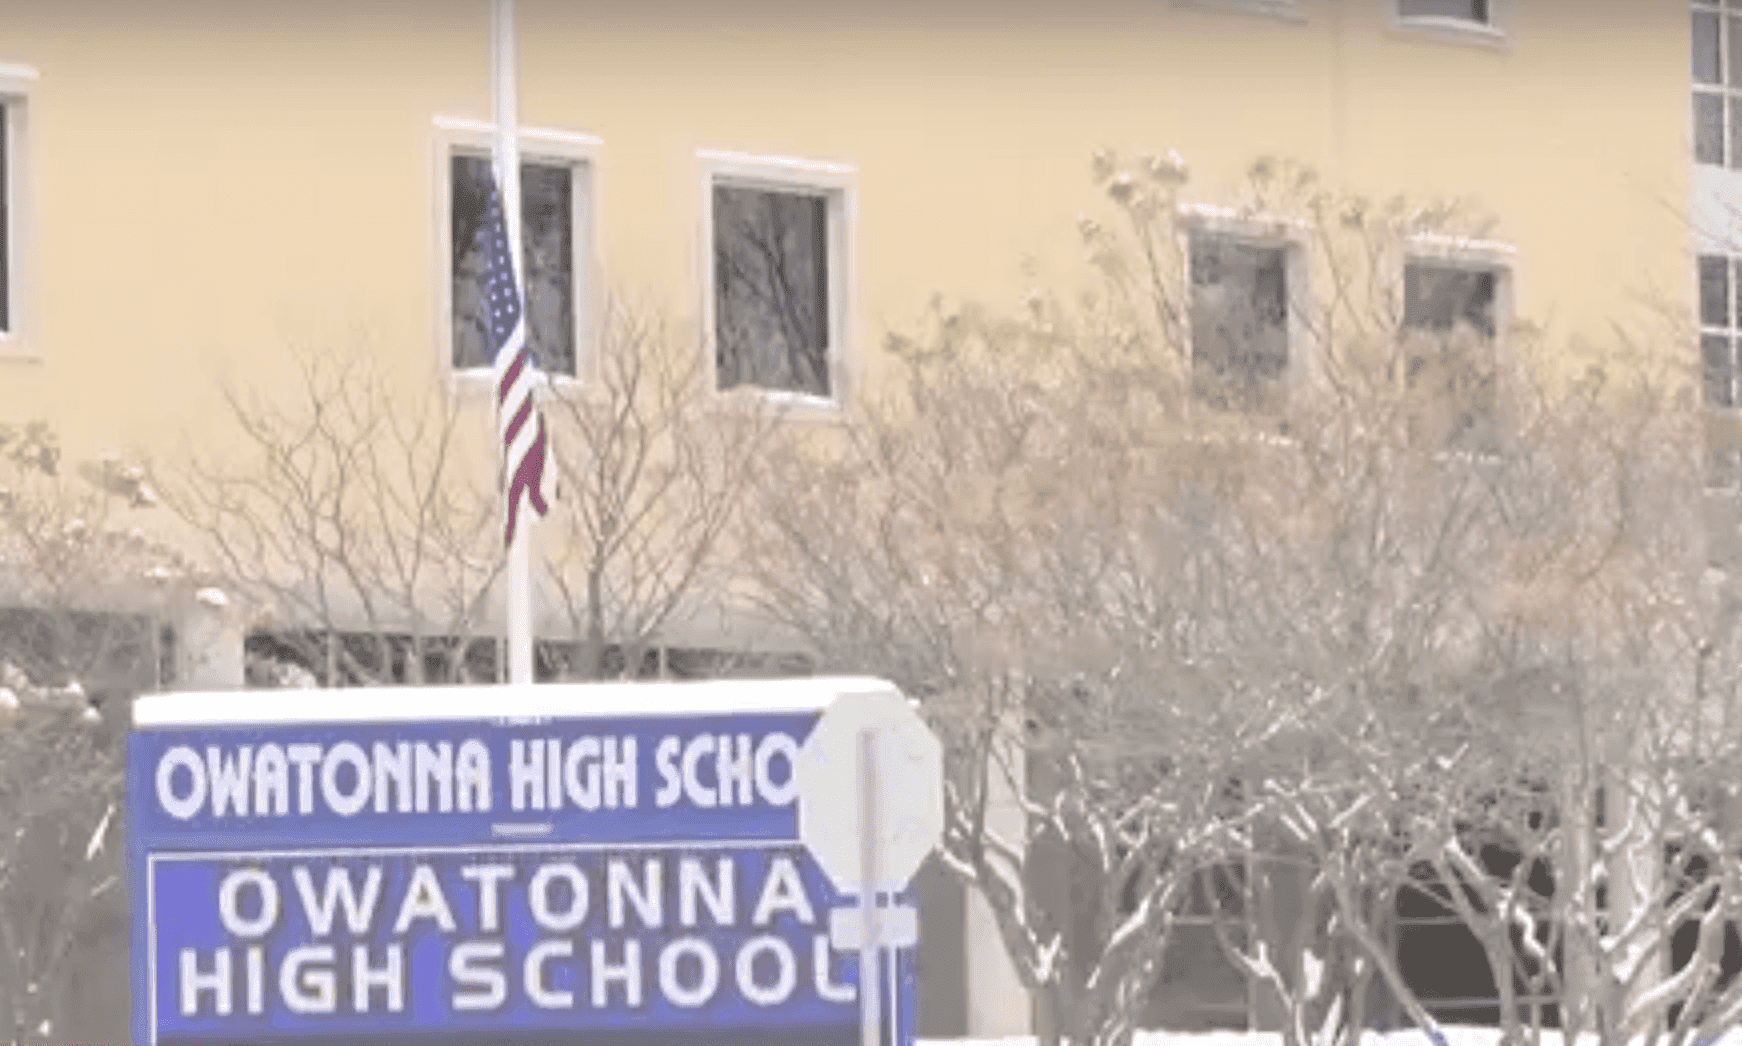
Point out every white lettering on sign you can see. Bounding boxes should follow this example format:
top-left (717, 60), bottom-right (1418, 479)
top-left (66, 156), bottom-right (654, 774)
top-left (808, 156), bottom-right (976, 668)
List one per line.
top-left (156, 739), bottom-right (493, 820)
top-left (607, 857), bottom-right (662, 930)
top-left (678, 856), bottom-right (734, 927)
top-left (659, 936), bottom-right (720, 1008)
top-left (256, 744), bottom-right (289, 816)
top-left (153, 730), bottom-right (801, 820)
top-left (393, 864), bottom-right (458, 934)
top-left (460, 863), bottom-right (515, 932)
top-left (321, 742), bottom-right (371, 816)
top-left (529, 863), bottom-right (590, 932)
top-left (752, 856), bottom-right (816, 926)
top-left (352, 944), bottom-right (405, 1013)
top-left (737, 935), bottom-right (797, 1006)
top-left (591, 939), bottom-right (643, 1008)
top-left (281, 945), bottom-right (337, 1014)
top-left (156, 746), bottom-right (206, 820)
top-left (525, 939), bottom-right (574, 1009)
top-left (217, 869), bottom-right (279, 938)
top-left (174, 853), bottom-right (857, 1019)
top-left (449, 941), bottom-right (506, 1011)
top-left (208, 746), bottom-right (252, 817)
top-left (511, 736), bottom-right (637, 812)
top-left (292, 865), bottom-right (383, 937)
top-left (652, 732), bottom-right (800, 810)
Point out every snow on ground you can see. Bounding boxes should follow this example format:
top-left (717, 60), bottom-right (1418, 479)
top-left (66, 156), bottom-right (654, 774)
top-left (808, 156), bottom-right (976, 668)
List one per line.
top-left (919, 1028), bottom-right (1742, 1046)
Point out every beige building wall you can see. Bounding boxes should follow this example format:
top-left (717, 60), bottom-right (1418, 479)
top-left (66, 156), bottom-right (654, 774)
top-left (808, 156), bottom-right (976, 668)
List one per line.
top-left (0, 1), bottom-right (1695, 465)
top-left (0, 3), bottom-right (1704, 1040)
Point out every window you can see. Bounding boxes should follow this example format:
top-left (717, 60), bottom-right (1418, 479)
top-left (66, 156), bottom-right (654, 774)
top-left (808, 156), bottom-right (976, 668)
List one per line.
top-left (0, 64), bottom-right (36, 350)
top-left (1, 97), bottom-right (10, 336)
top-left (1145, 863), bottom-right (1251, 1031)
top-left (1701, 254), bottom-right (1740, 409)
top-left (705, 151), bottom-right (853, 404)
top-left (1189, 233), bottom-right (1290, 412)
top-left (1694, 2), bottom-right (1742, 167)
top-left (1398, 0), bottom-right (1490, 23)
top-left (714, 185), bottom-right (829, 397)
top-left (1171, 0), bottom-right (1304, 21)
top-left (1699, 254), bottom-right (1742, 485)
top-left (1402, 262), bottom-right (1501, 452)
top-left (450, 153), bottom-right (579, 377)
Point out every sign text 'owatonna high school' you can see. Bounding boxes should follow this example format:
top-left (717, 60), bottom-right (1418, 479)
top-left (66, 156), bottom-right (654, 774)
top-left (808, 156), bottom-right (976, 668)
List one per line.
top-left (151, 730), bottom-right (804, 821)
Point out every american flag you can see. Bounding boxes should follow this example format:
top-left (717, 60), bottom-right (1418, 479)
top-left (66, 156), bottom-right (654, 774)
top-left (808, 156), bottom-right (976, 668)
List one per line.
top-left (476, 166), bottom-right (553, 548)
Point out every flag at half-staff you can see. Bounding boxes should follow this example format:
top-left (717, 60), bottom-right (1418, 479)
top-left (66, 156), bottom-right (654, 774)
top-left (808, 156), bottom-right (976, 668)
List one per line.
top-left (475, 167), bottom-right (553, 548)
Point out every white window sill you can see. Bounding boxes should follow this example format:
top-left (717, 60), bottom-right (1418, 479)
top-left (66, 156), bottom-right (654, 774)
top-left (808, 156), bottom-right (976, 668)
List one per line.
top-left (0, 333), bottom-right (40, 362)
top-left (0, 63), bottom-right (38, 92)
top-left (712, 385), bottom-right (846, 423)
top-left (451, 367), bottom-right (581, 398)
top-left (1171, 0), bottom-right (1305, 24)
top-left (1390, 16), bottom-right (1507, 50)
top-left (1406, 232), bottom-right (1517, 268)
top-left (1178, 202), bottom-right (1307, 242)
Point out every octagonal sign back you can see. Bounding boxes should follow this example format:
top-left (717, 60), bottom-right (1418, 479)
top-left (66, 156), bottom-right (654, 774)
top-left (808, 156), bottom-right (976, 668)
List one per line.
top-left (795, 686), bottom-right (945, 895)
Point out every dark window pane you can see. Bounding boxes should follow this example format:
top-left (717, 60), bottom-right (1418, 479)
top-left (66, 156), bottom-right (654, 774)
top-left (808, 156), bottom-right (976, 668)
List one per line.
top-left (1729, 97), bottom-right (1742, 171)
top-left (1698, 92), bottom-right (1726, 165)
top-left (1404, 264), bottom-right (1497, 338)
top-left (520, 164), bottom-right (574, 377)
top-left (1730, 16), bottom-right (1742, 89)
top-left (0, 102), bottom-right (8, 334)
top-left (450, 154), bottom-right (576, 375)
top-left (1149, 925), bottom-right (1250, 1031)
top-left (1191, 234), bottom-right (1289, 412)
top-left (713, 185), bottom-right (831, 398)
top-left (1404, 264), bottom-right (1499, 451)
top-left (1399, 0), bottom-right (1488, 23)
top-left (1706, 334), bottom-right (1736, 408)
top-left (1697, 11), bottom-right (1722, 85)
top-left (1702, 255), bottom-right (1731, 328)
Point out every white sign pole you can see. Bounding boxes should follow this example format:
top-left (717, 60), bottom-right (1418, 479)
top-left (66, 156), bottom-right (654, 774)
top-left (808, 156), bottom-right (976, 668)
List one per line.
top-left (857, 727), bottom-right (882, 1046)
top-left (491, 0), bottom-right (534, 687)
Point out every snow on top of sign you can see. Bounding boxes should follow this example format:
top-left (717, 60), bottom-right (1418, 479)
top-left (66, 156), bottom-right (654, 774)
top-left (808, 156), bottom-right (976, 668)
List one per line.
top-left (131, 676), bottom-right (897, 728)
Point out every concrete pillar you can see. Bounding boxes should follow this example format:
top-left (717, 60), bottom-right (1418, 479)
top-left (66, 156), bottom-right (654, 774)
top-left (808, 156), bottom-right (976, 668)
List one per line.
top-left (966, 728), bottom-right (1033, 1039)
top-left (176, 586), bottom-right (244, 689)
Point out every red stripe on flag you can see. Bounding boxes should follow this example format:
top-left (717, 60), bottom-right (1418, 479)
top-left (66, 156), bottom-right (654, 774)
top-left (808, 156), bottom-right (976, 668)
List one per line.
top-left (497, 346), bottom-right (529, 407)
top-left (503, 414), bottom-right (550, 548)
top-left (503, 395), bottom-right (532, 450)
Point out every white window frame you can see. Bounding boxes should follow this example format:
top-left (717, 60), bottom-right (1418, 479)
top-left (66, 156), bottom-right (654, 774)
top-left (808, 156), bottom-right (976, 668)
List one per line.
top-left (1697, 251), bottom-right (1742, 489)
top-left (1699, 252), bottom-right (1742, 413)
top-left (0, 64), bottom-right (38, 361)
top-left (1400, 234), bottom-right (1516, 456)
top-left (1178, 205), bottom-right (1310, 409)
top-left (699, 149), bottom-right (856, 415)
top-left (433, 116), bottom-right (599, 395)
top-left (1694, 0), bottom-right (1742, 169)
top-left (1388, 0), bottom-right (1507, 48)
top-left (1171, 0), bottom-right (1305, 24)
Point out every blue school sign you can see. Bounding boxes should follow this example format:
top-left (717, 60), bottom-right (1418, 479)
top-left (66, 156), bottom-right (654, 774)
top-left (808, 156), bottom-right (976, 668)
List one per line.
top-left (127, 677), bottom-right (922, 1046)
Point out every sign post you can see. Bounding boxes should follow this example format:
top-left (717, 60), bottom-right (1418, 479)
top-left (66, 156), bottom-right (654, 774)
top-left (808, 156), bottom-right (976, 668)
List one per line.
top-left (857, 728), bottom-right (880, 1046)
top-left (795, 686), bottom-right (946, 1046)
top-left (127, 677), bottom-right (941, 1046)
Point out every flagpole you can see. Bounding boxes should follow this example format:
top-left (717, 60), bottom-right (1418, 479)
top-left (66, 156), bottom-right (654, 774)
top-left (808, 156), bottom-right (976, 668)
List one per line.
top-left (492, 0), bottom-right (534, 687)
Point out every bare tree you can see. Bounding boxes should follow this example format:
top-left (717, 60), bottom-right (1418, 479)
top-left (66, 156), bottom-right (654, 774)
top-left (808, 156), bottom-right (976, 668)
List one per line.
top-left (540, 299), bottom-right (779, 679)
top-left (0, 422), bottom-right (181, 1045)
top-left (164, 347), bottom-right (504, 686)
top-left (748, 148), bottom-right (1722, 1046)
top-left (0, 673), bottom-right (118, 1046)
